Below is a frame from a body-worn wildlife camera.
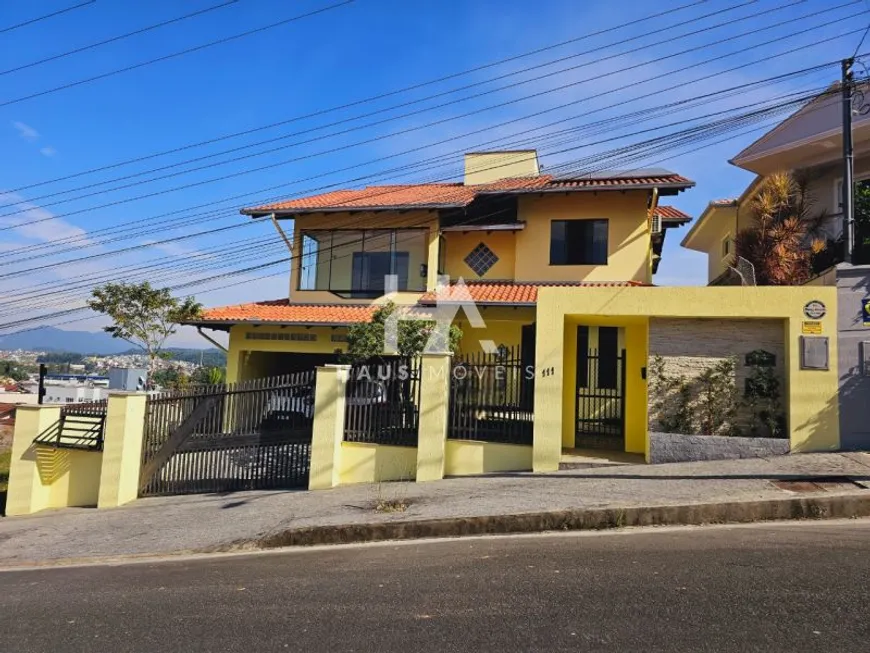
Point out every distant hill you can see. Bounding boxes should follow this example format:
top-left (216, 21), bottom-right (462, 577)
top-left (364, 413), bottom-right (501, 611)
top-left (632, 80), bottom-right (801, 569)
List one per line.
top-left (0, 327), bottom-right (130, 355)
top-left (121, 347), bottom-right (227, 366)
top-left (0, 328), bottom-right (223, 362)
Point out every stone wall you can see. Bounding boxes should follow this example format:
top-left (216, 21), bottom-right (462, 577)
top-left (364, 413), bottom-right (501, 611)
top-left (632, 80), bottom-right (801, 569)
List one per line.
top-left (648, 318), bottom-right (786, 436)
top-left (648, 432), bottom-right (790, 464)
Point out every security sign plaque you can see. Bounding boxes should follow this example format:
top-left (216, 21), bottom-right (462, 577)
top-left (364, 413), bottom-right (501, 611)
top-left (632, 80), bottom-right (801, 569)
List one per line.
top-left (803, 300), bottom-right (827, 320)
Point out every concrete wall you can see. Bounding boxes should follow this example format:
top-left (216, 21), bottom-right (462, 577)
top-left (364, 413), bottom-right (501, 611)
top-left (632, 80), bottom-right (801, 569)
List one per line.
top-left (444, 440), bottom-right (532, 475)
top-left (340, 442), bottom-right (417, 484)
top-left (835, 264), bottom-right (870, 449)
top-left (648, 318), bottom-right (786, 435)
top-left (648, 432), bottom-right (789, 464)
top-left (533, 286), bottom-right (840, 472)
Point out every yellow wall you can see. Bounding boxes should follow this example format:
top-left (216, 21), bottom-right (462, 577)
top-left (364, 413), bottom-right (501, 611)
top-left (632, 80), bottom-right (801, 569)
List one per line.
top-left (534, 286), bottom-right (839, 471)
top-left (513, 192), bottom-right (653, 284)
top-left (453, 306), bottom-right (535, 355)
top-left (464, 151), bottom-right (539, 184)
top-left (340, 442), bottom-right (417, 484)
top-left (226, 324), bottom-right (348, 383)
top-left (442, 230), bottom-right (517, 280)
top-left (444, 440), bottom-right (533, 475)
top-left (561, 317), bottom-right (648, 454)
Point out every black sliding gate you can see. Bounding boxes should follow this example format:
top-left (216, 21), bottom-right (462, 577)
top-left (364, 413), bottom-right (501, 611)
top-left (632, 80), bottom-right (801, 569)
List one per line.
top-left (139, 371), bottom-right (316, 497)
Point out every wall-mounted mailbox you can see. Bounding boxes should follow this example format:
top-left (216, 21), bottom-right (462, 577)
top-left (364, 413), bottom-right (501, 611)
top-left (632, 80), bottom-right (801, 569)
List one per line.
top-left (799, 336), bottom-right (829, 371)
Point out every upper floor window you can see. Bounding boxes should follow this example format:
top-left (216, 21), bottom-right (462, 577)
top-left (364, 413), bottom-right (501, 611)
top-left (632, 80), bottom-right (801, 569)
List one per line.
top-left (550, 219), bottom-right (608, 265)
top-left (299, 229), bottom-right (428, 298)
top-left (721, 234), bottom-right (732, 259)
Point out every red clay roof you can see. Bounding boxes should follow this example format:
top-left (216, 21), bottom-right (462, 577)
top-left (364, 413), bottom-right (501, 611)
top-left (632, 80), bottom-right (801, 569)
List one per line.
top-left (418, 280), bottom-right (646, 306)
top-left (192, 281), bottom-right (649, 325)
top-left (653, 205), bottom-right (692, 222)
top-left (243, 173), bottom-right (693, 215)
top-left (196, 301), bottom-right (378, 325)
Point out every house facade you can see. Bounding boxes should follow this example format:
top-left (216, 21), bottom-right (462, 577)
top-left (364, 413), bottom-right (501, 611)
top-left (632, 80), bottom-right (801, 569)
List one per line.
top-left (187, 150), bottom-right (840, 467)
top-left (682, 83), bottom-right (870, 283)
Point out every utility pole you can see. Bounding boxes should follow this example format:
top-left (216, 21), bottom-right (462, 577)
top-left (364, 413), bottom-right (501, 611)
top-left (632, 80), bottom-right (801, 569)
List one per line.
top-left (843, 57), bottom-right (855, 264)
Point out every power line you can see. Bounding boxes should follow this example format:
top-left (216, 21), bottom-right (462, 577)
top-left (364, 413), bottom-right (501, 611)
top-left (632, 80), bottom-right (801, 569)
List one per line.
top-left (4, 0), bottom-right (710, 194)
top-left (0, 84), bottom-right (836, 314)
top-left (0, 1), bottom-right (95, 35)
top-left (2, 0), bottom-right (748, 210)
top-left (0, 46), bottom-right (847, 270)
top-left (0, 0), bottom-right (354, 108)
top-left (0, 0), bottom-right (240, 77)
top-left (0, 0), bottom-right (797, 214)
top-left (0, 104), bottom-right (825, 333)
top-left (3, 72), bottom-right (832, 272)
top-left (0, 0), bottom-right (855, 233)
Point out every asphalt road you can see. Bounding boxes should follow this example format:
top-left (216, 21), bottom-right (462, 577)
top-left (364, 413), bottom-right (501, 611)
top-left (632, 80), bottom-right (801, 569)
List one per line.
top-left (2, 520), bottom-right (870, 652)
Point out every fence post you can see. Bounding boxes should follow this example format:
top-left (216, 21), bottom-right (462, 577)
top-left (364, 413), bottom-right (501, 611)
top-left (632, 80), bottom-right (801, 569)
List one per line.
top-left (5, 405), bottom-right (61, 516)
top-left (97, 392), bottom-right (147, 509)
top-left (416, 352), bottom-right (452, 482)
top-left (308, 364), bottom-right (350, 490)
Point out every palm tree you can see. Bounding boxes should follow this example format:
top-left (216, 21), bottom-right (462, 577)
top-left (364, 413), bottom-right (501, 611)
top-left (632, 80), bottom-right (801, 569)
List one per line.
top-left (733, 172), bottom-right (826, 285)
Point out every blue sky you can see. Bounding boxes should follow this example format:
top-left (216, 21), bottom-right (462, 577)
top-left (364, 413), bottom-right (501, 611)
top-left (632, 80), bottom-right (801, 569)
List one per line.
top-left (0, 0), bottom-right (867, 346)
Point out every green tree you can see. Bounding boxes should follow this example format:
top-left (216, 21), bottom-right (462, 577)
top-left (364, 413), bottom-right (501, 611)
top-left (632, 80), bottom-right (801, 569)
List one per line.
top-left (343, 302), bottom-right (462, 362)
top-left (87, 282), bottom-right (201, 386)
top-left (192, 366), bottom-right (226, 385)
top-left (0, 361), bottom-right (29, 382)
top-left (733, 172), bottom-right (826, 285)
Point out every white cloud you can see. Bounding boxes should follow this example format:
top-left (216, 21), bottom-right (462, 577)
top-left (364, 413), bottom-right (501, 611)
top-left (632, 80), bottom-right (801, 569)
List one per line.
top-left (0, 192), bottom-right (88, 243)
top-left (12, 121), bottom-right (39, 142)
top-left (40, 147), bottom-right (57, 157)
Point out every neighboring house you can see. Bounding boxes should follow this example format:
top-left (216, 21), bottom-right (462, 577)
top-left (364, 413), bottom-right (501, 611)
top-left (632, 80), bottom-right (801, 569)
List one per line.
top-left (683, 83), bottom-right (870, 283)
top-left (187, 149), bottom-right (839, 461)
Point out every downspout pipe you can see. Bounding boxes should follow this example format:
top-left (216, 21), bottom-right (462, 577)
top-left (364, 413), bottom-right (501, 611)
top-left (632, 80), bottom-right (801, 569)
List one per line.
top-left (270, 212), bottom-right (293, 253)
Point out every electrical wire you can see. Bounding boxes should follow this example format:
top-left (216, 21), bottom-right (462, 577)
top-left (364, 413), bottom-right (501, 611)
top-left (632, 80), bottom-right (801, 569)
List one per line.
top-left (0, 0), bottom-right (859, 236)
top-left (0, 0), bottom-right (354, 108)
top-left (0, 0), bottom-right (240, 77)
top-left (4, 0), bottom-right (711, 194)
top-left (0, 1), bottom-right (95, 35)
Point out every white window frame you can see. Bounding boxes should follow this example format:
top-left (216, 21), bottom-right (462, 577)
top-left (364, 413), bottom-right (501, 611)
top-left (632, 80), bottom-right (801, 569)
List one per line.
top-left (721, 233), bottom-right (732, 260)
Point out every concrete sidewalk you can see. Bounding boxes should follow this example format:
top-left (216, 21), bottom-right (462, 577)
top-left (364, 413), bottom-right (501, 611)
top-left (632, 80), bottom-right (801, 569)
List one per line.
top-left (2, 452), bottom-right (870, 567)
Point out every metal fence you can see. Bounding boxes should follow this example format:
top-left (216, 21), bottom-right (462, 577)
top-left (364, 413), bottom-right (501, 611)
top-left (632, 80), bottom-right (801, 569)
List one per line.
top-left (448, 346), bottom-right (534, 445)
top-left (343, 356), bottom-right (422, 447)
top-left (140, 371), bottom-right (316, 496)
top-left (34, 399), bottom-right (108, 451)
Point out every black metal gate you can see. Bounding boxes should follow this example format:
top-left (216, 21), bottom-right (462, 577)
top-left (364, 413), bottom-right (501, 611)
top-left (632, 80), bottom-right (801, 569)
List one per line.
top-left (139, 371), bottom-right (316, 497)
top-left (575, 348), bottom-right (627, 450)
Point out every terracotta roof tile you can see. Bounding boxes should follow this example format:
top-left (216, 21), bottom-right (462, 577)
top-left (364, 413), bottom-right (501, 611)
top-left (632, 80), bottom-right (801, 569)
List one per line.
top-left (653, 205), bottom-right (692, 222)
top-left (419, 280), bottom-right (646, 306)
top-left (242, 172), bottom-right (694, 215)
top-left (194, 300), bottom-right (378, 325)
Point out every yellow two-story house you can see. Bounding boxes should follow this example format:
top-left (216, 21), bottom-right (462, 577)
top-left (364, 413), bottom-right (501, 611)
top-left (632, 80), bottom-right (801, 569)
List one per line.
top-left (189, 150), bottom-right (840, 463)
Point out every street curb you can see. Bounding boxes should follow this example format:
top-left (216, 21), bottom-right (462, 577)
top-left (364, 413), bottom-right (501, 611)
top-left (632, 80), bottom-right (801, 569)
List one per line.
top-left (253, 493), bottom-right (870, 549)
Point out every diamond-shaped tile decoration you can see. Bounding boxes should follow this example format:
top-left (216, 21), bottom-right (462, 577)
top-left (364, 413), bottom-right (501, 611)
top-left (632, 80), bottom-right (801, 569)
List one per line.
top-left (464, 242), bottom-right (499, 277)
